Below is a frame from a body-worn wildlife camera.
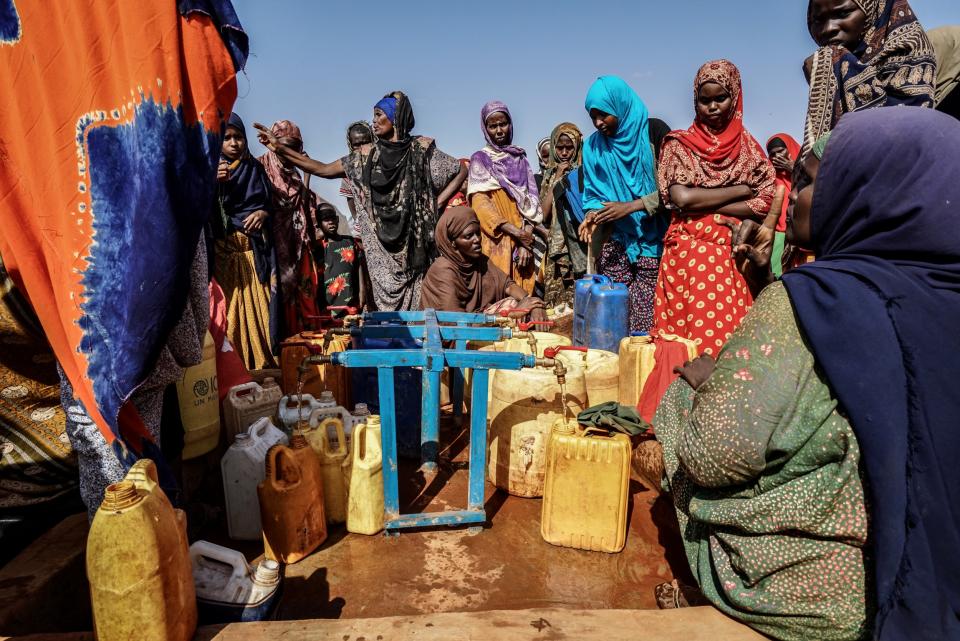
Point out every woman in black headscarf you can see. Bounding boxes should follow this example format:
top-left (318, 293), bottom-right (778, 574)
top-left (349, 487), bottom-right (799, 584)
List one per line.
top-left (255, 92), bottom-right (467, 311)
top-left (214, 113), bottom-right (277, 369)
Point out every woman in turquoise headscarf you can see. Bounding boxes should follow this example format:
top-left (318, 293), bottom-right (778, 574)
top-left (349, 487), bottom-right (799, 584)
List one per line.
top-left (578, 76), bottom-right (669, 332)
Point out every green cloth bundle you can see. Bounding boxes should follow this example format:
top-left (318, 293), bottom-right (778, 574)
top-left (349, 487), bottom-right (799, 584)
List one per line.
top-left (576, 402), bottom-right (650, 436)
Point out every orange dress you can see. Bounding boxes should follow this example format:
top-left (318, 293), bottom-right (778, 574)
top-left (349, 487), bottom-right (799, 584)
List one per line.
top-left (470, 189), bottom-right (541, 295)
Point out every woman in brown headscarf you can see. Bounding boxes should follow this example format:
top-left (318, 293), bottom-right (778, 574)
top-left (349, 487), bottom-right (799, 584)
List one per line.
top-left (421, 207), bottom-right (545, 321)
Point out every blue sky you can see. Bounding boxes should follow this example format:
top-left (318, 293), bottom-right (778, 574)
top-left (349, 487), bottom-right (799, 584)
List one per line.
top-left (232, 0), bottom-right (957, 214)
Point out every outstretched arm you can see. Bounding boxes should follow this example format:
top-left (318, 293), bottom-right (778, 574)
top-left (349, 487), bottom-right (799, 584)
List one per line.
top-left (436, 163), bottom-right (468, 213)
top-left (253, 123), bottom-right (345, 179)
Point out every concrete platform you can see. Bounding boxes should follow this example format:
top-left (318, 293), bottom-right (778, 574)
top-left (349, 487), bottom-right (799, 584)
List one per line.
top-left (0, 416), bottom-right (763, 640)
top-left (209, 420), bottom-right (695, 620)
top-left (2, 607), bottom-right (767, 640)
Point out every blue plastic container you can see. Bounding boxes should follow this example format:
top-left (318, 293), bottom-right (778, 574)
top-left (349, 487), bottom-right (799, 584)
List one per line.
top-left (573, 276), bottom-right (600, 346)
top-left (350, 334), bottom-right (423, 459)
top-left (573, 274), bottom-right (630, 353)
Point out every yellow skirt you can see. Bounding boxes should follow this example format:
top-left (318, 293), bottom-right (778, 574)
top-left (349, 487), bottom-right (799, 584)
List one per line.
top-left (214, 232), bottom-right (275, 370)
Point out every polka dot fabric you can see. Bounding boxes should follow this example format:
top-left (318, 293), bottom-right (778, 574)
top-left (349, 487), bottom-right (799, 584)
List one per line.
top-left (653, 282), bottom-right (869, 641)
top-left (653, 212), bottom-right (752, 355)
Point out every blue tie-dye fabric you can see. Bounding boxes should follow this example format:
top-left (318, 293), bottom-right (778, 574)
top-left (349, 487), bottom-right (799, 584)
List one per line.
top-left (0, 0), bottom-right (20, 44)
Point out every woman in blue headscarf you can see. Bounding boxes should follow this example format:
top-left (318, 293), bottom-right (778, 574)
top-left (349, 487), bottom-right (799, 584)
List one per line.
top-left (578, 76), bottom-right (670, 333)
top-left (255, 92), bottom-right (467, 312)
top-left (651, 107), bottom-right (960, 641)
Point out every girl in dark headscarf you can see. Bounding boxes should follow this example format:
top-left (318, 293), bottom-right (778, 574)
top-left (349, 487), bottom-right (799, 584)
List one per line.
top-left (255, 92), bottom-right (467, 312)
top-left (539, 123), bottom-right (584, 307)
top-left (803, 0), bottom-right (936, 152)
top-left (215, 113), bottom-right (277, 369)
top-left (468, 101), bottom-right (546, 298)
top-left (421, 207), bottom-right (544, 320)
top-left (339, 120), bottom-right (374, 236)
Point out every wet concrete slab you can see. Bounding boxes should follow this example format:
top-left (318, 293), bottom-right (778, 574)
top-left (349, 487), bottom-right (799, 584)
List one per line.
top-left (257, 416), bottom-right (695, 621)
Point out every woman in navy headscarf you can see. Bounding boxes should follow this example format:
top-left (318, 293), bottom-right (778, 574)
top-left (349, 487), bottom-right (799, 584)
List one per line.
top-left (214, 113), bottom-right (278, 370)
top-left (649, 107), bottom-right (960, 641)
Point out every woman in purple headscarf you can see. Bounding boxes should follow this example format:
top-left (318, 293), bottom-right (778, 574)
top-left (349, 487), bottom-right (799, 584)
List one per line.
top-left (468, 101), bottom-right (547, 297)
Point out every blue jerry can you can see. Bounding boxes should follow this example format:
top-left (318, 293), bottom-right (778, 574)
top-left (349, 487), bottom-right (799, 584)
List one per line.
top-left (350, 335), bottom-right (423, 459)
top-left (573, 274), bottom-right (629, 353)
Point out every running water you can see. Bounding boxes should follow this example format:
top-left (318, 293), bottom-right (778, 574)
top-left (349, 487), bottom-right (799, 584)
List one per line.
top-left (295, 373), bottom-right (307, 437)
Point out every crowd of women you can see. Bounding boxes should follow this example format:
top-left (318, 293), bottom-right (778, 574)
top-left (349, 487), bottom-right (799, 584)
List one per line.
top-left (205, 3), bottom-right (960, 640)
top-left (0, 1), bottom-right (955, 640)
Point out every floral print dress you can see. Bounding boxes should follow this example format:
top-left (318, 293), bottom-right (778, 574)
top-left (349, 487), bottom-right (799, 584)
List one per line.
top-left (654, 282), bottom-right (869, 641)
top-left (314, 235), bottom-right (358, 311)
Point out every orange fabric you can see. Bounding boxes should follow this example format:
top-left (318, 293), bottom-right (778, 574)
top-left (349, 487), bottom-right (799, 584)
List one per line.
top-left (0, 2), bottom-right (240, 453)
top-left (637, 335), bottom-right (693, 425)
top-left (471, 189), bottom-right (541, 295)
top-left (209, 279), bottom-right (252, 402)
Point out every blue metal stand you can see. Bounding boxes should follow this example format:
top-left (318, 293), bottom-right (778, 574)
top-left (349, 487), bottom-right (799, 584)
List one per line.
top-left (323, 309), bottom-right (540, 533)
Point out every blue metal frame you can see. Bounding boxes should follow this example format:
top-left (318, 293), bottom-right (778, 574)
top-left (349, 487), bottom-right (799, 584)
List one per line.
top-left (328, 309), bottom-right (535, 533)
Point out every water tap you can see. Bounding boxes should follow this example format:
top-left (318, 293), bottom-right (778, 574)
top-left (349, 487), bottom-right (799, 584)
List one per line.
top-left (542, 346), bottom-right (588, 384)
top-left (298, 353), bottom-right (332, 377)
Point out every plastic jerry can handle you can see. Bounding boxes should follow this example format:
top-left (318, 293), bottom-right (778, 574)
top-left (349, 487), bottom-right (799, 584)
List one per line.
top-left (247, 417), bottom-right (273, 442)
top-left (282, 394), bottom-right (317, 409)
top-left (264, 445), bottom-right (302, 488)
top-left (581, 427), bottom-right (616, 439)
top-left (126, 459), bottom-right (160, 494)
top-left (320, 417), bottom-right (348, 457)
top-left (228, 382), bottom-right (262, 402)
top-left (190, 541), bottom-right (251, 578)
top-left (591, 274), bottom-right (612, 285)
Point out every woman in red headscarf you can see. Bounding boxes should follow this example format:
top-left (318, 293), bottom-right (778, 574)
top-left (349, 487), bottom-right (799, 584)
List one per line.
top-left (653, 60), bottom-right (775, 356)
top-left (258, 119), bottom-right (322, 337)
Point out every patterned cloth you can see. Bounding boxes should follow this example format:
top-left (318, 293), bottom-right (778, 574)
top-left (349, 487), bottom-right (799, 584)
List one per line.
top-left (542, 123), bottom-right (584, 308)
top-left (654, 60), bottom-right (775, 356)
top-left (596, 240), bottom-right (659, 334)
top-left (468, 101), bottom-right (543, 224)
top-left (0, 0), bottom-right (244, 470)
top-left (214, 232), bottom-right (276, 370)
top-left (803, 0), bottom-right (936, 153)
top-left (655, 282), bottom-right (869, 641)
top-left (315, 235), bottom-right (358, 310)
top-left (472, 189), bottom-right (543, 296)
top-left (340, 137), bottom-right (459, 311)
top-left (258, 119), bottom-right (321, 336)
top-left (0, 259), bottom-right (77, 510)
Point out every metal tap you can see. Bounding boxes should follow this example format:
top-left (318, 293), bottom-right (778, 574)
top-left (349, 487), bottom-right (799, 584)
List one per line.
top-left (533, 357), bottom-right (567, 385)
top-left (298, 353), bottom-right (332, 376)
top-left (542, 345), bottom-right (588, 384)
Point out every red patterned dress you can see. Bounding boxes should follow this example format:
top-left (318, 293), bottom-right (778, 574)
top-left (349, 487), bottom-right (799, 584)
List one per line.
top-left (653, 60), bottom-right (775, 355)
